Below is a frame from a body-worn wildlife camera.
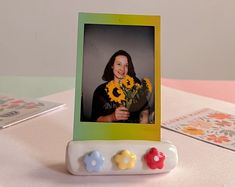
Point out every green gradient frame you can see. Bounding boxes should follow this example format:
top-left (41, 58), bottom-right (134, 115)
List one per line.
top-left (73, 13), bottom-right (161, 141)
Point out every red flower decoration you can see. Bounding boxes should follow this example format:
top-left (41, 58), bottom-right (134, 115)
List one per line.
top-left (144, 147), bottom-right (165, 169)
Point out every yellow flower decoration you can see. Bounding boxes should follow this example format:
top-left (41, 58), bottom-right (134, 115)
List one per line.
top-left (113, 150), bottom-right (137, 170)
top-left (121, 75), bottom-right (134, 89)
top-left (144, 78), bottom-right (152, 93)
top-left (182, 126), bottom-right (205, 136)
top-left (106, 81), bottom-right (125, 103)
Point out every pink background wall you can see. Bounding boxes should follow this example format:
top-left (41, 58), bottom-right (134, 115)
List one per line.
top-left (162, 79), bottom-right (235, 104)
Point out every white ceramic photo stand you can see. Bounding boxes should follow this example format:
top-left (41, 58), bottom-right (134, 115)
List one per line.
top-left (66, 140), bottom-right (178, 175)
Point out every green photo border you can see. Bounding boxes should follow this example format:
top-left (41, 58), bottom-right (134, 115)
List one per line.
top-left (73, 13), bottom-right (161, 141)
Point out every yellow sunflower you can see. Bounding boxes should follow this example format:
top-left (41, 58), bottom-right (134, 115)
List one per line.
top-left (144, 78), bottom-right (152, 93)
top-left (121, 75), bottom-right (134, 89)
top-left (106, 81), bottom-right (125, 103)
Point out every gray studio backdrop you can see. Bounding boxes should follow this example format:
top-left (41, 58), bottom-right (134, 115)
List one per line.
top-left (82, 24), bottom-right (155, 120)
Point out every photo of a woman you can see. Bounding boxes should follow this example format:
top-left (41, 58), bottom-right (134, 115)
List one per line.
top-left (80, 24), bottom-right (155, 124)
top-left (91, 50), bottom-right (149, 123)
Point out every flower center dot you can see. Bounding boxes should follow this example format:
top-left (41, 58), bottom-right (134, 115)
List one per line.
top-left (154, 156), bottom-right (159, 162)
top-left (91, 160), bottom-right (97, 166)
top-left (123, 157), bottom-right (129, 164)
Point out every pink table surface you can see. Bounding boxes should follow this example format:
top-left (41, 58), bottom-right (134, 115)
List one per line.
top-left (162, 78), bottom-right (235, 104)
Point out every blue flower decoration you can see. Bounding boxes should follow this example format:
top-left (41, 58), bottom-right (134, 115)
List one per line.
top-left (84, 151), bottom-right (105, 172)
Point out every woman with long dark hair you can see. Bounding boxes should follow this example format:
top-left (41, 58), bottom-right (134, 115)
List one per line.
top-left (91, 50), bottom-right (149, 123)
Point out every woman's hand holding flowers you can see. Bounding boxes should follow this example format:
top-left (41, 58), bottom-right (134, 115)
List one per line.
top-left (112, 106), bottom-right (130, 121)
top-left (96, 106), bottom-right (129, 122)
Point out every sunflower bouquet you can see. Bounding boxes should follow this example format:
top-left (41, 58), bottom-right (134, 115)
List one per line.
top-left (105, 75), bottom-right (152, 112)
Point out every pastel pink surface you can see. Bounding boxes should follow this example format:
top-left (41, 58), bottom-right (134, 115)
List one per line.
top-left (162, 78), bottom-right (235, 104)
top-left (1, 88), bottom-right (235, 187)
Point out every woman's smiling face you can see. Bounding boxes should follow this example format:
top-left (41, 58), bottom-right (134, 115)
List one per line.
top-left (113, 55), bottom-right (128, 82)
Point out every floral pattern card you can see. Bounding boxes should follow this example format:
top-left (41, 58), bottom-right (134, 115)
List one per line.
top-left (162, 108), bottom-right (235, 151)
top-left (0, 95), bottom-right (65, 129)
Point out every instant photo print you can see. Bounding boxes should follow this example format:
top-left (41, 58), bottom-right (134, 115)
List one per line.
top-left (66, 13), bottom-right (178, 175)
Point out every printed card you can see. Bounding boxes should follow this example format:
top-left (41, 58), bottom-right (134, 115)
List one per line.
top-left (162, 108), bottom-right (235, 151)
top-left (0, 95), bottom-right (64, 129)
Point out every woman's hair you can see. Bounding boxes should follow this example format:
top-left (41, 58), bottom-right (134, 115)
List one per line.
top-left (102, 50), bottom-right (137, 82)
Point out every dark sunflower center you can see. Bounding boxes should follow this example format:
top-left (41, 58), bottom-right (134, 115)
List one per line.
top-left (112, 88), bottom-right (120, 97)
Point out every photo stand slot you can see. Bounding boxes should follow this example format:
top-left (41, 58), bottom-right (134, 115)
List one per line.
top-left (66, 13), bottom-right (178, 175)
